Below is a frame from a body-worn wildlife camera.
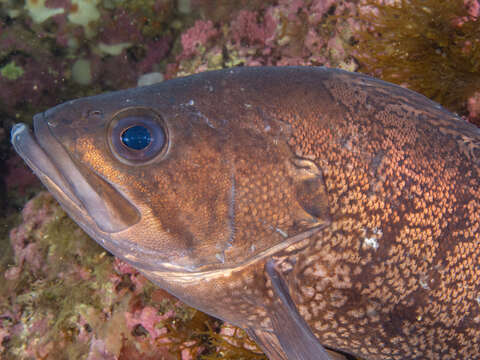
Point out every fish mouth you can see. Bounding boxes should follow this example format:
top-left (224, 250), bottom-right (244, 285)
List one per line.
top-left (11, 115), bottom-right (141, 254)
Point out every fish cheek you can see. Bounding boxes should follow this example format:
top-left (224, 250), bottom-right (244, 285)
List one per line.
top-left (140, 130), bottom-right (234, 267)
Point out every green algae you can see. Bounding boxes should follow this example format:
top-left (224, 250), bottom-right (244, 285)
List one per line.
top-left (0, 61), bottom-right (24, 80)
top-left (355, 0), bottom-right (480, 113)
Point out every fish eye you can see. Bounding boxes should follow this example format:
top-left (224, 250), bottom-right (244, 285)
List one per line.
top-left (108, 108), bottom-right (168, 164)
top-left (121, 125), bottom-right (152, 150)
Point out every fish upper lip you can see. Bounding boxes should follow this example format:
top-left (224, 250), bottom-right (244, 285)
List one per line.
top-left (11, 118), bottom-right (85, 212)
top-left (11, 119), bottom-right (114, 248)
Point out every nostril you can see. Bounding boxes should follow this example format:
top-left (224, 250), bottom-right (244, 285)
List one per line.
top-left (84, 109), bottom-right (104, 121)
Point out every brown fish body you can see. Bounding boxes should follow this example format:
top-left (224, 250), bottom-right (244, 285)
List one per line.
top-left (11, 67), bottom-right (480, 359)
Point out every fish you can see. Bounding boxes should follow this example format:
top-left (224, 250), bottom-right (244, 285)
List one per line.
top-left (11, 66), bottom-right (480, 360)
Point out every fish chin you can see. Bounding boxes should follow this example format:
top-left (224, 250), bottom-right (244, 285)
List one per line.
top-left (11, 122), bottom-right (84, 212)
top-left (11, 122), bottom-right (102, 234)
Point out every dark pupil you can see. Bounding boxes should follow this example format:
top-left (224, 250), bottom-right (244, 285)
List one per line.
top-left (121, 125), bottom-right (151, 150)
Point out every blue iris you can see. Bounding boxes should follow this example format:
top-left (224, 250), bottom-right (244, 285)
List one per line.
top-left (121, 125), bottom-right (151, 150)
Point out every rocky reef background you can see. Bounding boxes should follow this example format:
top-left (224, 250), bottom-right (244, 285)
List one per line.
top-left (1, 0), bottom-right (479, 359)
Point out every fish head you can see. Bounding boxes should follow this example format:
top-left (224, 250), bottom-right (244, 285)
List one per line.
top-left (12, 69), bottom-right (330, 279)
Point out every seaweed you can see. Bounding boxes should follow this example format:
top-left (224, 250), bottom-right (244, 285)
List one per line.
top-left (158, 310), bottom-right (267, 360)
top-left (355, 0), bottom-right (480, 113)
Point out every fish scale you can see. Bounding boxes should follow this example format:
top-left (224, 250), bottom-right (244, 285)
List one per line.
top-left (275, 70), bottom-right (480, 359)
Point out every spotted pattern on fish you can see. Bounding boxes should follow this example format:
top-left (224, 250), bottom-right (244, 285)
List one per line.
top-left (262, 71), bottom-right (480, 359)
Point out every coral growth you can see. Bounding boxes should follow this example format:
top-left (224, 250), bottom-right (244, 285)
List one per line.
top-left (230, 10), bottom-right (276, 46)
top-left (180, 20), bottom-right (219, 58)
top-left (172, 0), bottom-right (356, 77)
